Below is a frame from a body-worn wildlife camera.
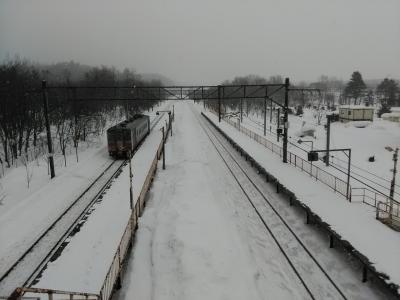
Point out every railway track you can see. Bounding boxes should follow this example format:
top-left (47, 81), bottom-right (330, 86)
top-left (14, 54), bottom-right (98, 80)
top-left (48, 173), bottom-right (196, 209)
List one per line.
top-left (0, 111), bottom-right (168, 298)
top-left (195, 109), bottom-right (347, 300)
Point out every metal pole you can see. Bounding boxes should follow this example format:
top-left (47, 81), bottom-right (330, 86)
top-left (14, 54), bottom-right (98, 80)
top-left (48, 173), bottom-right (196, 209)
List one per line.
top-left (389, 148), bottom-right (398, 221)
top-left (162, 127), bottom-right (165, 170)
top-left (129, 151), bottom-right (133, 209)
top-left (283, 78), bottom-right (289, 163)
top-left (172, 105), bottom-right (175, 120)
top-left (218, 85), bottom-right (221, 122)
top-left (326, 115), bottom-right (331, 166)
top-left (169, 113), bottom-right (172, 136)
top-left (240, 98), bottom-right (243, 122)
top-left (347, 149), bottom-right (351, 201)
top-left (263, 97), bottom-right (267, 136)
top-left (42, 80), bottom-right (55, 178)
top-left (277, 108), bottom-right (280, 142)
top-left (270, 98), bottom-right (273, 132)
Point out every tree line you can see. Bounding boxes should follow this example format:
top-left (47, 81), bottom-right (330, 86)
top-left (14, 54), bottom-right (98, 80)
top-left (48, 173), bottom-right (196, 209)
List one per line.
top-left (0, 59), bottom-right (163, 172)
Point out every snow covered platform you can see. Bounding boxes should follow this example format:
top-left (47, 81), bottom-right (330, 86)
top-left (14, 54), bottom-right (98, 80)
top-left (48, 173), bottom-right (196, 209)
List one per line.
top-left (201, 108), bottom-right (400, 295)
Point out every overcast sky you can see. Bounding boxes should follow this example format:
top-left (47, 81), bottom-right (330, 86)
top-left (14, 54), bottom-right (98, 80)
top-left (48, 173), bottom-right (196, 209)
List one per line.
top-left (1, 0), bottom-right (399, 84)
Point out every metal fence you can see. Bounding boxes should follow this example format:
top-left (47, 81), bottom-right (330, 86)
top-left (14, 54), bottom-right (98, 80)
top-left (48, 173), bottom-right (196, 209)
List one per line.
top-left (10, 287), bottom-right (99, 300)
top-left (212, 111), bottom-right (400, 224)
top-left (99, 118), bottom-right (170, 300)
top-left (220, 114), bottom-right (350, 199)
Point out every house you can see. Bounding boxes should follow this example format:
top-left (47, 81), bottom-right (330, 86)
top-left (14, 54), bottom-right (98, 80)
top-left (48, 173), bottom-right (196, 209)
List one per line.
top-left (339, 106), bottom-right (374, 122)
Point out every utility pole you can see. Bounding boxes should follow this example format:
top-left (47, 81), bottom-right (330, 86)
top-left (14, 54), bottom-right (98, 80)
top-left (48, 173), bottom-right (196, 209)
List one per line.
top-left (389, 148), bottom-right (399, 221)
top-left (161, 126), bottom-right (165, 170)
top-left (240, 98), bottom-right (243, 122)
top-left (128, 151), bottom-right (133, 209)
top-left (325, 114), bottom-right (331, 166)
top-left (263, 97), bottom-right (267, 136)
top-left (283, 78), bottom-right (289, 163)
top-left (277, 108), bottom-right (281, 142)
top-left (42, 80), bottom-right (55, 178)
top-left (270, 99), bottom-right (273, 132)
top-left (218, 85), bottom-right (222, 122)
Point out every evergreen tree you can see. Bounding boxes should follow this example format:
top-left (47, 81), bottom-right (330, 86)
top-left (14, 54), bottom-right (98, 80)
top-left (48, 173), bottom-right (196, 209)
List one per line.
top-left (344, 71), bottom-right (367, 105)
top-left (376, 78), bottom-right (399, 107)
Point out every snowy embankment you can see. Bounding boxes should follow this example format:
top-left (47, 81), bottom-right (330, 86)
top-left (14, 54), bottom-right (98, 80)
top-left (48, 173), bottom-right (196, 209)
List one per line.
top-left (31, 112), bottom-right (169, 293)
top-left (202, 107), bottom-right (400, 289)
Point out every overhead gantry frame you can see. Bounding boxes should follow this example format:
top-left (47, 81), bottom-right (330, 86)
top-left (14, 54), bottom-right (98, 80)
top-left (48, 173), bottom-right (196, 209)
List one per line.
top-left (42, 78), bottom-right (319, 164)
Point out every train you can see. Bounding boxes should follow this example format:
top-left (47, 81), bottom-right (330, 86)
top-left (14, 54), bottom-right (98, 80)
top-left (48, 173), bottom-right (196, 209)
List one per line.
top-left (107, 114), bottom-right (150, 158)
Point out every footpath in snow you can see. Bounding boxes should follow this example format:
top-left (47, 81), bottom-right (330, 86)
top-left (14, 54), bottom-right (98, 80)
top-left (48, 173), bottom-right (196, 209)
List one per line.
top-left (201, 107), bottom-right (400, 290)
top-left (30, 112), bottom-right (170, 293)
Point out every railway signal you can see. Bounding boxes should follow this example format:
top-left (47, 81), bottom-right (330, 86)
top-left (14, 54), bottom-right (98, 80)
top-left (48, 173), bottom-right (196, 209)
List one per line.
top-left (307, 148), bottom-right (352, 201)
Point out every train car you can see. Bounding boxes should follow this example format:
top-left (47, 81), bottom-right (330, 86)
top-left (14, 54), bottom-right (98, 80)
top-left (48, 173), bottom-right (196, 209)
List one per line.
top-left (107, 114), bottom-right (150, 158)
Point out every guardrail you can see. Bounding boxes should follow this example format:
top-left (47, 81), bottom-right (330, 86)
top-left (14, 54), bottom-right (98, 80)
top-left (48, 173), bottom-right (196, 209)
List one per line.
top-left (212, 111), bottom-right (350, 199)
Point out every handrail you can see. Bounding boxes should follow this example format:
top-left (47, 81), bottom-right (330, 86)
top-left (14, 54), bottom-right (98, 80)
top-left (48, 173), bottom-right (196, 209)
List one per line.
top-left (12, 287), bottom-right (99, 300)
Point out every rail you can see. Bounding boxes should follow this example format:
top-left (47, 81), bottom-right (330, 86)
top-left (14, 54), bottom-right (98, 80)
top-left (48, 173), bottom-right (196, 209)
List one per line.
top-left (211, 111), bottom-right (350, 199)
top-left (11, 287), bottom-right (99, 300)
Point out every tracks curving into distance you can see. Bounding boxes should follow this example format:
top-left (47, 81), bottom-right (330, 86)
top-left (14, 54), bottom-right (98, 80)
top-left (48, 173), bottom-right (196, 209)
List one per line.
top-left (193, 107), bottom-right (347, 300)
top-left (0, 110), bottom-right (168, 297)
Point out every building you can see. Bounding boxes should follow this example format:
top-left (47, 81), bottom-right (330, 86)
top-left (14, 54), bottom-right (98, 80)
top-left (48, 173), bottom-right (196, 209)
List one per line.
top-left (382, 107), bottom-right (400, 123)
top-left (339, 106), bottom-right (374, 122)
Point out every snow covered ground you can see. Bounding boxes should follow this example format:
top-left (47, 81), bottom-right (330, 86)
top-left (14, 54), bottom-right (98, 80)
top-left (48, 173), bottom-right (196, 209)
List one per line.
top-left (202, 106), bottom-right (400, 291)
top-left (115, 102), bottom-right (393, 300)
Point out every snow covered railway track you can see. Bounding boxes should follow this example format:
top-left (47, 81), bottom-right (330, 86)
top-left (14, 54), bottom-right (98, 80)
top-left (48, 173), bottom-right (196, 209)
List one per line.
top-left (0, 159), bottom-right (127, 297)
top-left (195, 111), bottom-right (347, 300)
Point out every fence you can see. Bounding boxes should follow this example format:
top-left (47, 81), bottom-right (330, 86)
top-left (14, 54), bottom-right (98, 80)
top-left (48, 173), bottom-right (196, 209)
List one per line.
top-left (98, 117), bottom-right (171, 300)
top-left (215, 112), bottom-right (350, 199)
top-left (10, 287), bottom-right (99, 300)
top-left (209, 110), bottom-right (400, 224)
top-left (376, 201), bottom-right (400, 227)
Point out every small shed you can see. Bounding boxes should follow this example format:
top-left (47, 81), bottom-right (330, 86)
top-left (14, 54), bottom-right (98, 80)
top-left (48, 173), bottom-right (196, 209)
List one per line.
top-left (339, 106), bottom-right (374, 122)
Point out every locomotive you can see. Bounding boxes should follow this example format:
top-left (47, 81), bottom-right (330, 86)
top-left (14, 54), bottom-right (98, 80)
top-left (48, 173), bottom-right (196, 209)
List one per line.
top-left (107, 114), bottom-right (150, 158)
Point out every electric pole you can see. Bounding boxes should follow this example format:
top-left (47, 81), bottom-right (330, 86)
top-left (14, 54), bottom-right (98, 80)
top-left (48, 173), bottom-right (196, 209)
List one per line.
top-left (325, 114), bottom-right (331, 166)
top-left (283, 78), bottom-right (289, 163)
top-left (389, 148), bottom-right (398, 221)
top-left (42, 80), bottom-right (55, 178)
